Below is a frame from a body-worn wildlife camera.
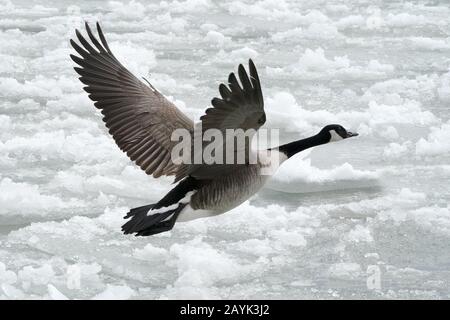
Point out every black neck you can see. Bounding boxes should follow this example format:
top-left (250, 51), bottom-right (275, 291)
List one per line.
top-left (277, 133), bottom-right (329, 158)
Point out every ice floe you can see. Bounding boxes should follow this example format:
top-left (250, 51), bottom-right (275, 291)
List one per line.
top-left (1, 0), bottom-right (449, 300)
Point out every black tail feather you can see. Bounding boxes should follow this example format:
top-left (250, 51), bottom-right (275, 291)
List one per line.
top-left (122, 176), bottom-right (202, 237)
top-left (124, 203), bottom-right (155, 219)
top-left (121, 203), bottom-right (187, 236)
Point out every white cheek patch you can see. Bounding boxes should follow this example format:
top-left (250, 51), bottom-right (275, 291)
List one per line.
top-left (329, 130), bottom-right (344, 142)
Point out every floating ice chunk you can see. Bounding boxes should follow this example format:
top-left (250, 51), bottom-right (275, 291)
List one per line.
top-left (300, 10), bottom-right (330, 24)
top-left (169, 237), bottom-right (247, 289)
top-left (0, 178), bottom-right (85, 219)
top-left (233, 238), bottom-right (274, 257)
top-left (228, 0), bottom-right (293, 21)
top-left (18, 264), bottom-right (55, 287)
top-left (0, 262), bottom-right (17, 285)
top-left (378, 205), bottom-right (450, 234)
top-left (155, 12), bottom-right (187, 33)
top-left (378, 126), bottom-right (399, 140)
top-left (92, 284), bottom-right (136, 300)
top-left (65, 5), bottom-right (80, 15)
top-left (383, 142), bottom-right (410, 159)
top-left (407, 37), bottom-right (450, 51)
top-left (397, 188), bottom-right (427, 203)
top-left (346, 225), bottom-right (373, 243)
top-left (0, 115), bottom-right (11, 132)
top-left (0, 153), bottom-right (16, 168)
top-left (149, 73), bottom-right (196, 93)
top-left (205, 30), bottom-right (230, 47)
top-left (366, 13), bottom-right (385, 30)
top-left (106, 1), bottom-right (147, 20)
top-left (31, 47), bottom-right (74, 76)
top-left (1, 284), bottom-right (24, 299)
top-left (265, 91), bottom-right (436, 141)
top-left (437, 71), bottom-right (450, 101)
top-left (328, 262), bottom-right (362, 279)
top-left (0, 0), bottom-right (14, 13)
top-left (294, 48), bottom-right (350, 73)
top-left (0, 52), bottom-right (26, 73)
top-left (163, 0), bottom-right (213, 13)
top-left (268, 151), bottom-right (380, 194)
top-left (409, 206), bottom-right (450, 234)
top-left (335, 15), bottom-right (365, 29)
top-left (229, 47), bottom-right (259, 60)
top-left (275, 159), bottom-right (379, 184)
top-left (326, 4), bottom-right (349, 13)
top-left (362, 75), bottom-right (438, 103)
top-left (268, 229), bottom-right (307, 247)
top-left (0, 1), bottom-right (57, 18)
top-left (271, 27), bottom-right (302, 43)
top-left (367, 60), bottom-right (394, 73)
top-left (2, 98), bottom-right (40, 112)
top-left (1, 130), bottom-right (123, 164)
top-left (0, 76), bottom-right (77, 99)
top-left (386, 13), bottom-right (427, 27)
top-left (386, 266), bottom-right (430, 279)
top-left (109, 41), bottom-right (156, 78)
top-left (45, 93), bottom-right (92, 115)
top-left (366, 100), bottom-right (435, 126)
top-left (200, 23), bottom-right (218, 32)
top-left (133, 244), bottom-right (168, 261)
top-left (304, 23), bottom-right (340, 39)
top-left (415, 122), bottom-right (450, 156)
top-left (47, 284), bottom-right (68, 300)
top-left (277, 48), bottom-right (394, 79)
top-left (365, 253), bottom-right (380, 259)
top-left (344, 188), bottom-right (427, 220)
top-left (33, 113), bottom-right (101, 134)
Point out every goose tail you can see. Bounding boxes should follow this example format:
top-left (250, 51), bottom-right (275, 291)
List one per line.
top-left (122, 176), bottom-right (201, 236)
top-left (121, 202), bottom-right (187, 236)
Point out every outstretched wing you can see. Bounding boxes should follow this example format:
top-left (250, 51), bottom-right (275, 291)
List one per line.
top-left (175, 60), bottom-right (265, 181)
top-left (201, 59), bottom-right (265, 132)
top-left (70, 22), bottom-right (194, 178)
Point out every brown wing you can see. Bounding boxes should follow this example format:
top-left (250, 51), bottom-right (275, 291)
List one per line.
top-left (70, 22), bottom-right (194, 178)
top-left (201, 59), bottom-right (265, 132)
top-left (175, 60), bottom-right (266, 181)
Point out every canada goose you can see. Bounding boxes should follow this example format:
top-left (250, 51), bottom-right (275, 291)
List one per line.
top-left (70, 22), bottom-right (358, 236)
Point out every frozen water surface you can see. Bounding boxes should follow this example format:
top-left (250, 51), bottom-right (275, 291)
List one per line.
top-left (1, 0), bottom-right (450, 299)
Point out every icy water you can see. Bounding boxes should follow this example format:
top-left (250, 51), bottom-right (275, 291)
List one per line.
top-left (1, 0), bottom-right (450, 299)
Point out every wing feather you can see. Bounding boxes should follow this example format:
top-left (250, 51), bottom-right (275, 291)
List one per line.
top-left (175, 60), bottom-right (265, 181)
top-left (71, 22), bottom-right (193, 179)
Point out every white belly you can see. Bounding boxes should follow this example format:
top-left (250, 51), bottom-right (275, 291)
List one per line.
top-left (177, 205), bottom-right (217, 222)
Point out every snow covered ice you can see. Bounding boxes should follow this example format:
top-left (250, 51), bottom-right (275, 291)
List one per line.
top-left (1, 0), bottom-right (450, 299)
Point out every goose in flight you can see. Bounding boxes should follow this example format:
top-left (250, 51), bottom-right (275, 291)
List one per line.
top-left (70, 22), bottom-right (358, 236)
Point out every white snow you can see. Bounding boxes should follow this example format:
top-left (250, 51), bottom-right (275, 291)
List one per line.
top-left (267, 47), bottom-right (395, 79)
top-left (437, 70), bottom-right (450, 102)
top-left (92, 285), bottom-right (136, 300)
top-left (328, 263), bottom-right (362, 279)
top-left (383, 142), bottom-right (410, 159)
top-left (205, 30), bottom-right (230, 47)
top-left (1, 0), bottom-right (449, 300)
top-left (269, 158), bottom-right (380, 193)
top-left (415, 122), bottom-right (450, 157)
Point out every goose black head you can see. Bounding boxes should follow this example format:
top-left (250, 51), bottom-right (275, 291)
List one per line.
top-left (319, 124), bottom-right (358, 143)
top-left (276, 124), bottom-right (359, 158)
